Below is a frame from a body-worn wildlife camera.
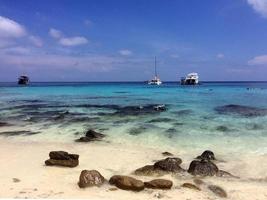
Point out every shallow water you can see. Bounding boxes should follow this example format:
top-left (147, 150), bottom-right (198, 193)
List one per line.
top-left (1, 82), bottom-right (267, 155)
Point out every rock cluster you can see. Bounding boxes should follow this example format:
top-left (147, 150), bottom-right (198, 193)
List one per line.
top-left (75, 129), bottom-right (105, 142)
top-left (45, 151), bottom-right (79, 167)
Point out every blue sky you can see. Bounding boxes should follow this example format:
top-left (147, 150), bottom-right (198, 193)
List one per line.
top-left (0, 0), bottom-right (267, 81)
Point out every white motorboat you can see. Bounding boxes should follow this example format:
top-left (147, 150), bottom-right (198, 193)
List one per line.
top-left (181, 72), bottom-right (199, 85)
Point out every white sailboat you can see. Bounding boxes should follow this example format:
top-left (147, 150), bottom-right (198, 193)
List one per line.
top-left (148, 56), bottom-right (162, 85)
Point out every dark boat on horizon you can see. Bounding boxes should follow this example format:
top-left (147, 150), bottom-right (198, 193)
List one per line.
top-left (18, 75), bottom-right (29, 85)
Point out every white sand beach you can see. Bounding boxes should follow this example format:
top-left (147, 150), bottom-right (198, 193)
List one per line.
top-left (0, 138), bottom-right (267, 200)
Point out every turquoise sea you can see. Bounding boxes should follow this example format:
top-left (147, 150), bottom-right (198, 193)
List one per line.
top-left (1, 82), bottom-right (267, 155)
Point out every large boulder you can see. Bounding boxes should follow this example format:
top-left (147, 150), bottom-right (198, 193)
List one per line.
top-left (78, 170), bottom-right (105, 188)
top-left (188, 160), bottom-right (218, 176)
top-left (154, 157), bottom-right (184, 172)
top-left (144, 179), bottom-right (173, 189)
top-left (109, 175), bottom-right (144, 191)
top-left (75, 129), bottom-right (105, 142)
top-left (45, 151), bottom-right (79, 167)
top-left (196, 150), bottom-right (215, 161)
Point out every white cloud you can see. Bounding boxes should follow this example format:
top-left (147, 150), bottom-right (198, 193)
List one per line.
top-left (248, 54), bottom-right (267, 65)
top-left (28, 35), bottom-right (43, 47)
top-left (217, 53), bottom-right (224, 58)
top-left (0, 16), bottom-right (26, 38)
top-left (59, 37), bottom-right (88, 46)
top-left (49, 28), bottom-right (62, 39)
top-left (247, 0), bottom-right (267, 18)
top-left (119, 49), bottom-right (132, 56)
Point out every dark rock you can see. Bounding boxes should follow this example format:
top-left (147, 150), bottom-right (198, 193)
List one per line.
top-left (208, 185), bottom-right (227, 198)
top-left (196, 150), bottom-right (216, 161)
top-left (78, 170), bottom-right (105, 188)
top-left (134, 165), bottom-right (167, 176)
top-left (75, 129), bottom-right (105, 142)
top-left (154, 157), bottom-right (184, 172)
top-left (215, 104), bottom-right (267, 117)
top-left (188, 160), bottom-right (218, 176)
top-left (181, 183), bottom-right (201, 191)
top-left (12, 178), bottom-right (21, 183)
top-left (162, 152), bottom-right (174, 156)
top-left (45, 159), bottom-right (78, 167)
top-left (144, 179), bottom-right (173, 189)
top-left (49, 151), bottom-right (79, 160)
top-left (45, 151), bottom-right (79, 167)
top-left (109, 175), bottom-right (144, 191)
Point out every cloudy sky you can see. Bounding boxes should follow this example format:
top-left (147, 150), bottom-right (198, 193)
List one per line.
top-left (0, 0), bottom-right (267, 81)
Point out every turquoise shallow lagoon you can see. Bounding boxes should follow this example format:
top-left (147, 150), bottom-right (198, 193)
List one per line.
top-left (1, 82), bottom-right (267, 155)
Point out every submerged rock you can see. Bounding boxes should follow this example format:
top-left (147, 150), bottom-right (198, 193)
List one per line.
top-left (216, 125), bottom-right (230, 132)
top-left (0, 122), bottom-right (10, 127)
top-left (181, 183), bottom-right (201, 191)
top-left (0, 131), bottom-right (40, 136)
top-left (144, 179), bottom-right (173, 189)
top-left (148, 118), bottom-right (174, 123)
top-left (188, 160), bottom-right (218, 176)
top-left (109, 175), bottom-right (144, 191)
top-left (78, 170), bottom-right (105, 188)
top-left (208, 185), bottom-right (227, 198)
top-left (75, 129), bottom-right (105, 142)
top-left (154, 157), bottom-right (184, 172)
top-left (215, 104), bottom-right (267, 117)
top-left (196, 150), bottom-right (216, 161)
top-left (45, 151), bottom-right (79, 167)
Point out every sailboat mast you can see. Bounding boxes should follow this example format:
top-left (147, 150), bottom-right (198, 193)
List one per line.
top-left (154, 56), bottom-right (157, 77)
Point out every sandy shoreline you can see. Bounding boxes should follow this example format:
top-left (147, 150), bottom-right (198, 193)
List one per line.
top-left (0, 138), bottom-right (267, 199)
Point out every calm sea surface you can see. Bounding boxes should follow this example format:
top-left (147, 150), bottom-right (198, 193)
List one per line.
top-left (1, 82), bottom-right (267, 154)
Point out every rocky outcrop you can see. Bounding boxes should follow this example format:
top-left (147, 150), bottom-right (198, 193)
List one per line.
top-left (144, 179), bottom-right (173, 189)
top-left (208, 185), bottom-right (227, 198)
top-left (196, 150), bottom-right (216, 161)
top-left (109, 175), bottom-right (144, 191)
top-left (188, 160), bottom-right (218, 176)
top-left (75, 129), bottom-right (105, 142)
top-left (45, 151), bottom-right (79, 167)
top-left (78, 170), bottom-right (105, 188)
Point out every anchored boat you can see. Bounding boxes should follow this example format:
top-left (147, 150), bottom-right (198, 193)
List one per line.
top-left (18, 75), bottom-right (29, 85)
top-left (148, 56), bottom-right (162, 85)
top-left (180, 73), bottom-right (199, 85)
